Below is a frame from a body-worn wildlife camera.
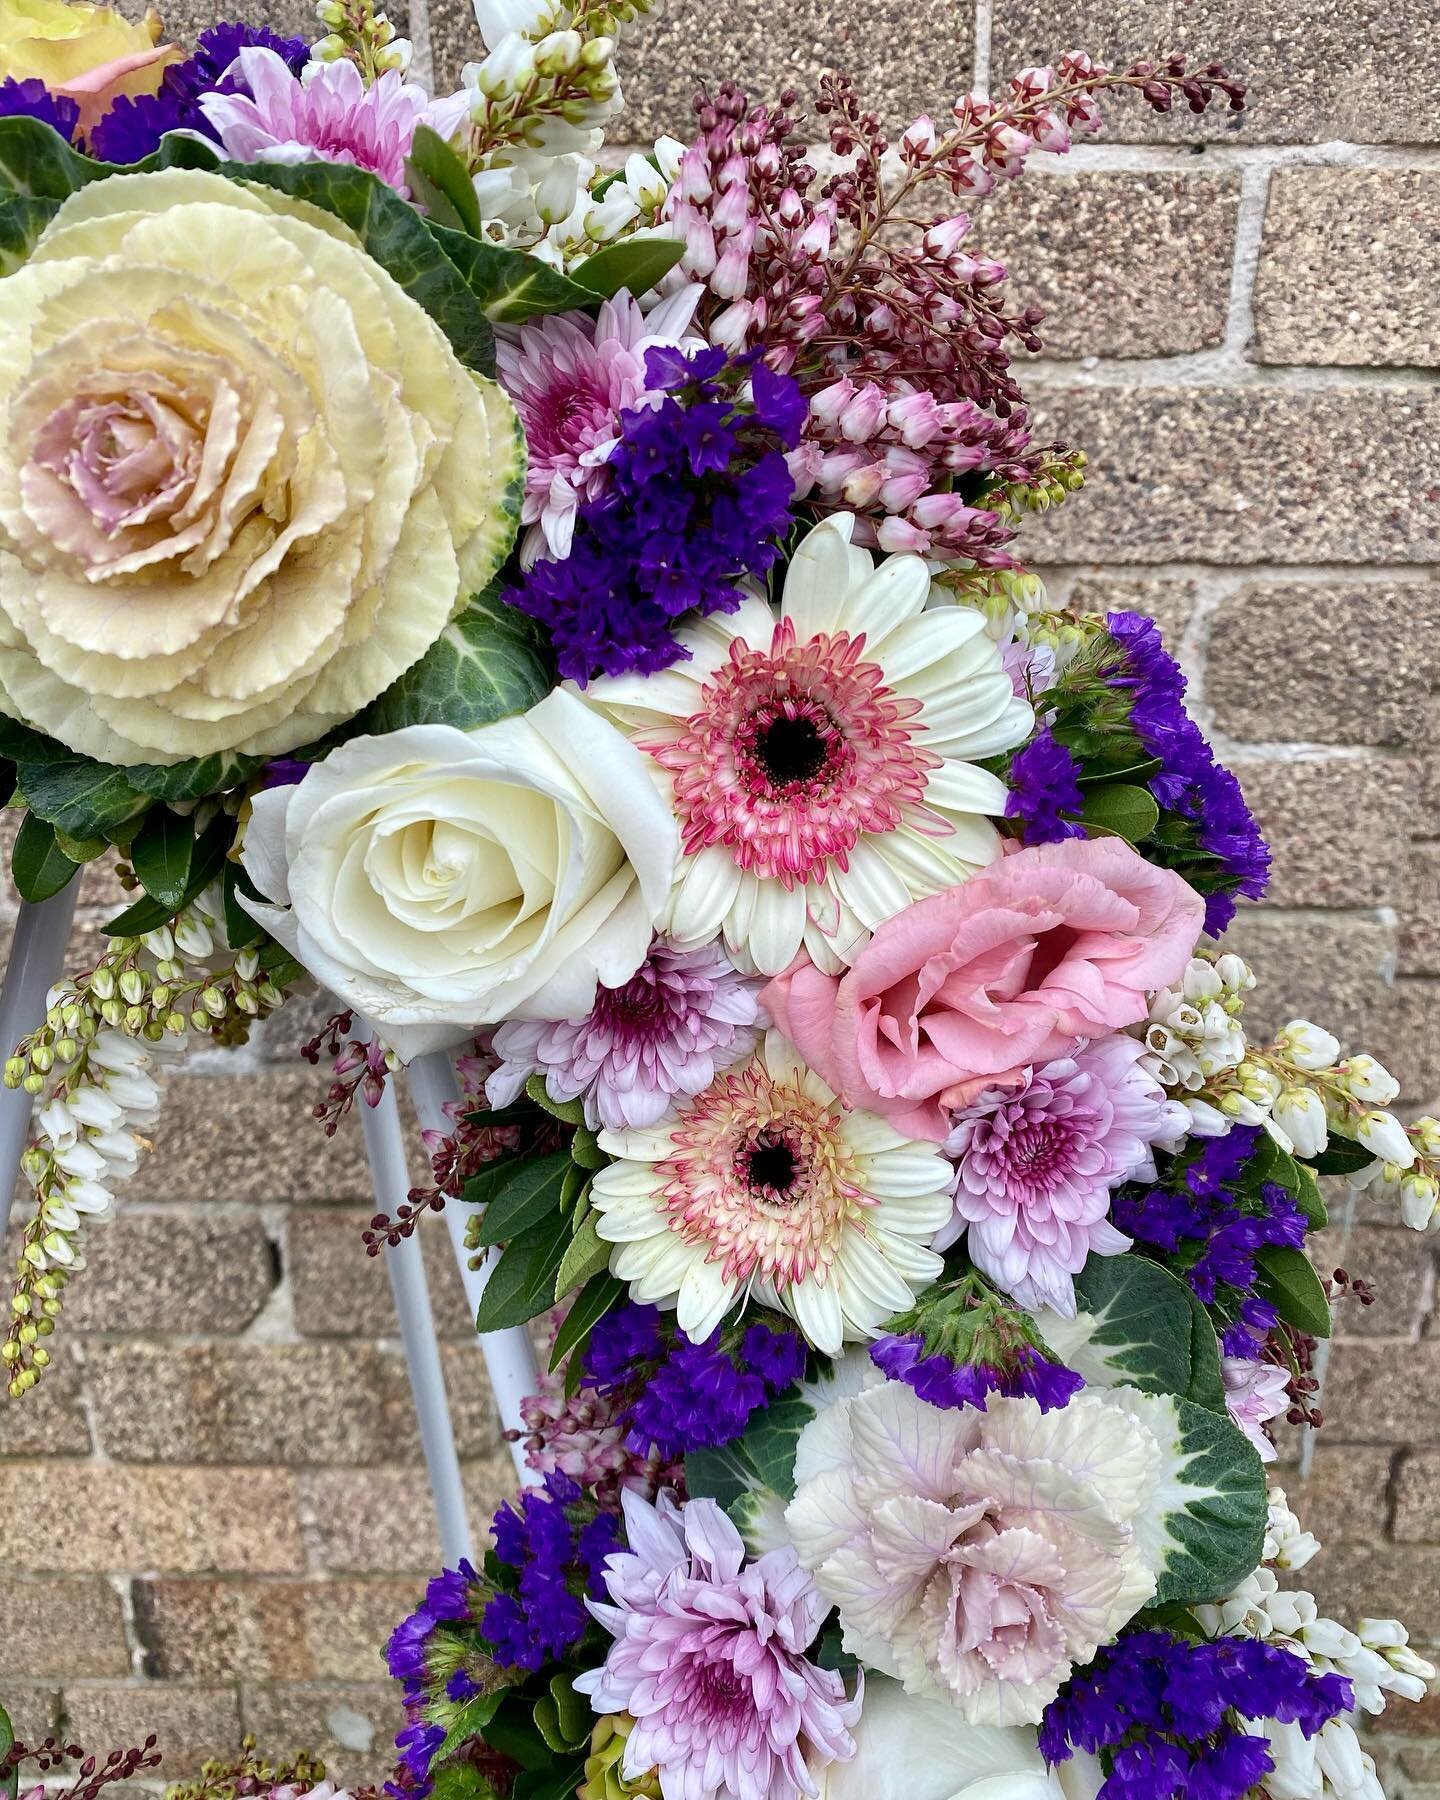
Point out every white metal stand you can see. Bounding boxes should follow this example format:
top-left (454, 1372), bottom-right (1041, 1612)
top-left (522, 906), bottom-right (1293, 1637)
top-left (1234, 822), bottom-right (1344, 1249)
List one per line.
top-left (0, 886), bottom-right (80, 1247)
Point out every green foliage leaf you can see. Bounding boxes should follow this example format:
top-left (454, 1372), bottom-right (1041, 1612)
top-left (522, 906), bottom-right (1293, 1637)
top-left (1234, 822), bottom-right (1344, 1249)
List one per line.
top-left (553, 1211), bottom-right (609, 1300)
top-left (358, 587), bottom-right (553, 736)
top-left (123, 750), bottom-right (264, 803)
top-left (406, 124), bottom-right (484, 237)
top-left (1307, 1135), bottom-right (1376, 1177)
top-left (533, 1674), bottom-right (591, 1754)
top-left (11, 812), bottom-right (79, 902)
top-left (1, 1699), bottom-right (17, 1800)
top-left (103, 812), bottom-right (233, 935)
top-left (549, 1271), bottom-right (624, 1372)
top-left (525, 1073), bottom-right (587, 1126)
top-left (0, 116), bottom-right (110, 269)
top-left (130, 807), bottom-right (194, 910)
top-left (1036, 1254), bottom-right (1226, 1412)
top-left (218, 158), bottom-right (497, 372)
top-left (222, 859), bottom-right (269, 951)
top-left (571, 233), bottom-right (686, 300)
top-left (433, 1689), bottom-right (504, 1764)
top-left (1080, 781), bottom-right (1161, 844)
top-left (482, 1697), bottom-right (554, 1771)
top-left (1247, 1132), bottom-right (1328, 1228)
top-left (475, 1151), bottom-right (572, 1247)
top-left (1255, 1244), bottom-right (1333, 1338)
top-left (685, 1390), bottom-right (818, 1512)
top-left (430, 1764), bottom-right (502, 1800)
top-left (1109, 1387), bottom-right (1269, 1605)
top-left (473, 1214), bottom-right (572, 1332)
top-left (428, 219), bottom-right (600, 322)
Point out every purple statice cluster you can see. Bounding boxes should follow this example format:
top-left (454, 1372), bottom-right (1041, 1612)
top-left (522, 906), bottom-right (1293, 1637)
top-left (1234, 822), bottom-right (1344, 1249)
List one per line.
top-left (872, 1332), bottom-right (1083, 1412)
top-left (1102, 611), bottom-right (1269, 934)
top-left (0, 77), bottom-right (80, 142)
top-left (1005, 725), bottom-right (1086, 845)
top-left (86, 22), bottom-right (309, 164)
top-left (582, 1301), bottom-right (806, 1459)
top-left (384, 1559), bottom-right (485, 1799)
top-left (1113, 1126), bottom-right (1304, 1353)
top-left (507, 346), bottom-right (805, 683)
top-left (482, 1472), bottom-right (620, 1673)
top-left (1039, 1628), bottom-right (1352, 1800)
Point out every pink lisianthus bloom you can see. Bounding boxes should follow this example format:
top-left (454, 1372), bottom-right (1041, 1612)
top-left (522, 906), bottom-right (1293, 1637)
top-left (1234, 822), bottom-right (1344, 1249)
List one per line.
top-left (495, 284), bottom-right (705, 563)
top-left (575, 1488), bottom-right (861, 1800)
top-left (199, 47), bottom-right (469, 199)
top-left (764, 837), bottom-right (1205, 1143)
top-left (1222, 1356), bottom-right (1291, 1462)
top-left (939, 1035), bottom-right (1191, 1315)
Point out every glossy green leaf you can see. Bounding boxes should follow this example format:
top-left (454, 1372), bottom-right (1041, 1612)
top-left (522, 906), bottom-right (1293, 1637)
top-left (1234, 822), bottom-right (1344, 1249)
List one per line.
top-left (406, 124), bottom-right (483, 238)
top-left (218, 158), bottom-right (497, 372)
top-left (571, 233), bottom-right (686, 300)
top-left (122, 749), bottom-right (264, 803)
top-left (475, 1151), bottom-right (572, 1247)
top-left (103, 813), bottom-right (232, 935)
top-left (553, 1211), bottom-right (609, 1300)
top-left (1081, 781), bottom-right (1161, 844)
top-left (222, 860), bottom-right (269, 952)
top-left (11, 812), bottom-right (79, 902)
top-left (1307, 1135), bottom-right (1376, 1177)
top-left (548, 1271), bottom-right (624, 1371)
top-left (130, 807), bottom-right (194, 910)
top-left (473, 1214), bottom-right (571, 1332)
top-left (1034, 1253), bottom-right (1226, 1413)
top-left (358, 587), bottom-right (552, 736)
top-left (432, 1689), bottom-right (504, 1764)
top-left (525, 1072), bottom-right (587, 1126)
top-left (1255, 1243), bottom-right (1332, 1338)
top-left (427, 219), bottom-right (600, 322)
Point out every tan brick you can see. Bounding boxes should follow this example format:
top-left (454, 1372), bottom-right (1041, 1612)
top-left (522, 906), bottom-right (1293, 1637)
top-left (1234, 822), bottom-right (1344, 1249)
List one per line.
top-left (0, 1465), bottom-right (305, 1575)
top-left (1395, 1450), bottom-right (1440, 1543)
top-left (1371, 981), bottom-right (1440, 1119)
top-left (1321, 1342), bottom-right (1440, 1445)
top-left (1059, 574), bottom-right (1202, 656)
top-left (135, 1580), bottom-right (419, 1682)
top-left (1306, 1544), bottom-right (1440, 1640)
top-left (1208, 584), bottom-right (1440, 749)
top-left (1216, 910), bottom-right (1397, 1053)
top-left (32, 1211), bottom-right (277, 1336)
top-left (1277, 1446), bottom-right (1394, 1543)
top-left (1402, 848), bottom-right (1440, 977)
top-left (130, 1072), bottom-right (373, 1203)
top-left (988, 0), bottom-right (1440, 144)
top-left (0, 1578), bottom-right (129, 1678)
top-left (287, 1209), bottom-right (471, 1341)
top-left (0, 1684), bottom-right (60, 1744)
top-left (1233, 757), bottom-right (1414, 910)
top-left (0, 1348), bottom-right (90, 1457)
top-left (238, 1682), bottom-right (400, 1786)
top-left (304, 1463), bottom-right (516, 1574)
top-left (1256, 170), bottom-right (1440, 366)
top-left (508, 0), bottom-right (969, 138)
top-left (1023, 387), bottom-right (1440, 564)
top-left (159, 0), bottom-right (404, 45)
top-left (1310, 1225), bottom-right (1435, 1341)
top-left (978, 172), bottom-right (1238, 358)
top-left (62, 1685), bottom-right (241, 1780)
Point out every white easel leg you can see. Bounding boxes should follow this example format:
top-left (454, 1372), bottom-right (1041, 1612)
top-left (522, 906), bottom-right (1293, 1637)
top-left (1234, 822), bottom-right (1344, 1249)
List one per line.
top-left (360, 1078), bottom-right (475, 1564)
top-left (0, 885), bottom-right (80, 1247)
top-left (405, 1049), bottom-right (541, 1484)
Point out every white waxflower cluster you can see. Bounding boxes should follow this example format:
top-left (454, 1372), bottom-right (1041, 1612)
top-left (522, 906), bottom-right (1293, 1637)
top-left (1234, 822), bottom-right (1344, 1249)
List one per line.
top-left (1196, 1490), bottom-right (1435, 1800)
top-left (312, 0), bottom-right (413, 74)
top-left (1357, 1113), bottom-right (1440, 1231)
top-left (1140, 952), bottom-right (1252, 1128)
top-left (461, 0), bottom-right (667, 255)
top-left (541, 140), bottom-right (687, 271)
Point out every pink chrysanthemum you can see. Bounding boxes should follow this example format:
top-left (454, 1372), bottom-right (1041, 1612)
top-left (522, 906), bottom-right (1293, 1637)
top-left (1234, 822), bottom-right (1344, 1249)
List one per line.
top-left (199, 48), bottom-right (469, 198)
top-left (939, 1034), bottom-right (1189, 1316)
top-left (495, 286), bottom-right (704, 562)
top-left (485, 939), bottom-right (761, 1132)
top-left (574, 1489), bottom-right (861, 1800)
top-left (1222, 1356), bottom-right (1291, 1462)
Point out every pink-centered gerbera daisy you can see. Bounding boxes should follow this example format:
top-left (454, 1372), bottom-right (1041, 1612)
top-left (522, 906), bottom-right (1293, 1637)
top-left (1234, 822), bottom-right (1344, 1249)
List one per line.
top-left (584, 512), bottom-right (1033, 976)
top-left (574, 1488), bottom-right (861, 1800)
top-left (199, 48), bottom-right (469, 197)
top-left (495, 284), bottom-right (705, 562)
top-left (589, 1030), bottom-right (951, 1352)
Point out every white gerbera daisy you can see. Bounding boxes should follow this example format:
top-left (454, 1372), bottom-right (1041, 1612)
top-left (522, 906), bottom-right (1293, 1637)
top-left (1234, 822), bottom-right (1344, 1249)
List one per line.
top-left (588, 1030), bottom-right (952, 1353)
top-left (582, 512), bottom-right (1033, 975)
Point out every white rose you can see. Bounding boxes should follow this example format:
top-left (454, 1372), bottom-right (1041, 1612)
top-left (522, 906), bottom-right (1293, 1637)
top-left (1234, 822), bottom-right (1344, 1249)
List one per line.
top-left (239, 689), bottom-right (678, 1058)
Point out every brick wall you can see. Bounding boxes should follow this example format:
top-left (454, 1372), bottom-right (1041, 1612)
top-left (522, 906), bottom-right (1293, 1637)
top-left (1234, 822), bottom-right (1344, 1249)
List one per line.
top-left (4, 0), bottom-right (1439, 1789)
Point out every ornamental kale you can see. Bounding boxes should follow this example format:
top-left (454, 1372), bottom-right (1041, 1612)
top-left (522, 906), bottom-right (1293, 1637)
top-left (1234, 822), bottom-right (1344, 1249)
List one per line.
top-left (582, 1299), bottom-right (806, 1458)
top-left (1040, 1628), bottom-right (1352, 1800)
top-left (507, 347), bottom-right (805, 683)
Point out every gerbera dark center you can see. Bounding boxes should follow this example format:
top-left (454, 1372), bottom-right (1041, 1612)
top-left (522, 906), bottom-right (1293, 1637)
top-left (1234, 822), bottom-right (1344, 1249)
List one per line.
top-left (755, 711), bottom-right (832, 788)
top-left (737, 1129), bottom-right (802, 1200)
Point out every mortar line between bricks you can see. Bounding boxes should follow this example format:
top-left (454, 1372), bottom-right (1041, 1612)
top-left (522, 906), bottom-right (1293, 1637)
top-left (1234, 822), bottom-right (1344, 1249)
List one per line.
top-left (971, 0), bottom-right (992, 94)
top-left (1025, 355), bottom-right (1440, 389)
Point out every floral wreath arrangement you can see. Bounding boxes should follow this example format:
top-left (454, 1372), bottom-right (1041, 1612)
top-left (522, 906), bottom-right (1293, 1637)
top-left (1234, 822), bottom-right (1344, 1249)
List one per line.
top-left (2, 3), bottom-right (1439, 1799)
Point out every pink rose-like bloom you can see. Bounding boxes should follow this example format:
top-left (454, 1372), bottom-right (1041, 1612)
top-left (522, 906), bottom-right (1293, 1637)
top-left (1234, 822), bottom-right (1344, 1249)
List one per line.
top-left (574, 1489), bottom-right (861, 1800)
top-left (495, 284), bottom-right (705, 563)
top-left (199, 48), bottom-right (469, 198)
top-left (1222, 1356), bottom-right (1291, 1463)
top-left (939, 1034), bottom-right (1191, 1315)
top-left (764, 837), bottom-right (1205, 1142)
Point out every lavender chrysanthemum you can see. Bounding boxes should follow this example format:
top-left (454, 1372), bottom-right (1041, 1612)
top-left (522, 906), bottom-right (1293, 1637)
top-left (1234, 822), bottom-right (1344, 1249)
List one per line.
top-left (1222, 1355), bottom-right (1291, 1462)
top-left (939, 1034), bottom-right (1189, 1316)
top-left (487, 938), bottom-right (761, 1132)
top-left (574, 1489), bottom-right (861, 1800)
top-left (0, 77), bottom-right (80, 142)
